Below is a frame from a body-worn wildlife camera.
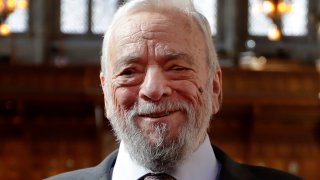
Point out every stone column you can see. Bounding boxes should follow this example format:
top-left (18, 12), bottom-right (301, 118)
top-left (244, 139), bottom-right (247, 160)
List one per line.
top-left (222, 0), bottom-right (248, 65)
top-left (32, 0), bottom-right (50, 64)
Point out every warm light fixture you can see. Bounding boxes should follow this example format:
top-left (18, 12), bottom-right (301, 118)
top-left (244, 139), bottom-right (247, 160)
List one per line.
top-left (268, 25), bottom-right (281, 41)
top-left (262, 0), bottom-right (292, 19)
top-left (0, 22), bottom-right (10, 36)
top-left (0, 0), bottom-right (28, 36)
top-left (262, 0), bottom-right (275, 15)
top-left (260, 0), bottom-right (292, 41)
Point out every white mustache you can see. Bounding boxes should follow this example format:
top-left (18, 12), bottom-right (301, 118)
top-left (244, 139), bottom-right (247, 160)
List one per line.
top-left (127, 99), bottom-right (190, 118)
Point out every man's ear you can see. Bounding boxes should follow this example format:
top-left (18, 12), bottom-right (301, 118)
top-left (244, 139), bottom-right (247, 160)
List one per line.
top-left (100, 72), bottom-right (106, 93)
top-left (211, 67), bottom-right (222, 114)
top-left (100, 72), bottom-right (108, 114)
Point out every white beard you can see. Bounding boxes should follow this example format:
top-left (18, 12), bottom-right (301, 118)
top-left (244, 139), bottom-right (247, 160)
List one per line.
top-left (104, 84), bottom-right (213, 172)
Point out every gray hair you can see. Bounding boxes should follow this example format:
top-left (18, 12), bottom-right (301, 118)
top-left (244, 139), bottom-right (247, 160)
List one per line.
top-left (101, 0), bottom-right (219, 74)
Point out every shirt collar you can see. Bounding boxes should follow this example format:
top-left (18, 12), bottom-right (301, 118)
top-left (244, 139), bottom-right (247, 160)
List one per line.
top-left (112, 134), bottom-right (220, 180)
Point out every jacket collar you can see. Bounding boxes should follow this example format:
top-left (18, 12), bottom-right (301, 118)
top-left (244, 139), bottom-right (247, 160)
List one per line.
top-left (101, 145), bottom-right (258, 180)
top-left (212, 145), bottom-right (258, 180)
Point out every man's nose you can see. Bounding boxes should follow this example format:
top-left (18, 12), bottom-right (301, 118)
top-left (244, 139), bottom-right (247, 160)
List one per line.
top-left (139, 67), bottom-right (172, 101)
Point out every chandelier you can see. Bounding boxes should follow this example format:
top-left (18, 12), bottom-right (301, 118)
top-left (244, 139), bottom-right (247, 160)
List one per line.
top-left (0, 0), bottom-right (28, 36)
top-left (260, 0), bottom-right (293, 41)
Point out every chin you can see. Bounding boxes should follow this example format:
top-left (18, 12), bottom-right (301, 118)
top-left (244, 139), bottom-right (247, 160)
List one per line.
top-left (142, 124), bottom-right (181, 146)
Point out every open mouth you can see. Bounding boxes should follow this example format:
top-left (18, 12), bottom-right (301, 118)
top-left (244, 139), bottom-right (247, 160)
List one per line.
top-left (139, 111), bottom-right (176, 118)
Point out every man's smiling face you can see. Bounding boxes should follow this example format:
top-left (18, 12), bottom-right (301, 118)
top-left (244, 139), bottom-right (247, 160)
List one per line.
top-left (105, 9), bottom-right (210, 142)
top-left (100, 9), bottom-right (221, 171)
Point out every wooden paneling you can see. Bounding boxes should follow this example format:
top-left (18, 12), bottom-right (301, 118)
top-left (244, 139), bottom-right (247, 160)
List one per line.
top-left (212, 66), bottom-right (320, 179)
top-left (0, 65), bottom-right (319, 179)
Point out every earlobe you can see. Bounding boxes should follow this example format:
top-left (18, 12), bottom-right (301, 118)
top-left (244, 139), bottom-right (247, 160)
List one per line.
top-left (211, 67), bottom-right (222, 114)
top-left (100, 72), bottom-right (105, 93)
top-left (99, 72), bottom-right (108, 117)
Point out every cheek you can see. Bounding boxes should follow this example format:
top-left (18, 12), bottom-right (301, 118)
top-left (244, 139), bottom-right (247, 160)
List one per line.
top-left (170, 80), bottom-right (203, 106)
top-left (114, 86), bottom-right (139, 110)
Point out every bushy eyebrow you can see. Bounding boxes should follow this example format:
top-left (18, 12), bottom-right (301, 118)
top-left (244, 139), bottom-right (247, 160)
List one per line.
top-left (113, 51), bottom-right (195, 73)
top-left (162, 52), bottom-right (195, 66)
top-left (113, 55), bottom-right (140, 73)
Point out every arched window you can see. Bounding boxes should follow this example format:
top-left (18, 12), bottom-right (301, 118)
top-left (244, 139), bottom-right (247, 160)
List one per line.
top-left (60, 0), bottom-right (89, 34)
top-left (60, 0), bottom-right (117, 34)
top-left (91, 0), bottom-right (117, 34)
top-left (248, 0), bottom-right (308, 37)
top-left (6, 1), bottom-right (29, 33)
top-left (194, 0), bottom-right (218, 35)
top-left (60, 0), bottom-right (218, 35)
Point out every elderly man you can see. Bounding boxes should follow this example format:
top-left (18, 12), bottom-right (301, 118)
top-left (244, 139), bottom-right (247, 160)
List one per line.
top-left (48, 0), bottom-right (301, 179)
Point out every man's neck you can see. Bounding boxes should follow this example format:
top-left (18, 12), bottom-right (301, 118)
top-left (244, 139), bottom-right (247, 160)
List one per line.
top-left (112, 134), bottom-right (220, 180)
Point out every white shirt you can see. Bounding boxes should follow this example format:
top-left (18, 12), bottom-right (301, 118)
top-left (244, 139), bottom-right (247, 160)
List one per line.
top-left (112, 135), bottom-right (220, 180)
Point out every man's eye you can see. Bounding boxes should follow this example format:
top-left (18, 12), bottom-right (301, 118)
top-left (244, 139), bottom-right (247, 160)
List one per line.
top-left (120, 69), bottom-right (136, 76)
top-left (171, 66), bottom-right (187, 71)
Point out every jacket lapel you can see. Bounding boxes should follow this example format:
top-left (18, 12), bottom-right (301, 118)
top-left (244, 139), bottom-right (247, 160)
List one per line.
top-left (212, 145), bottom-right (258, 180)
top-left (102, 146), bottom-right (258, 180)
top-left (94, 150), bottom-right (118, 180)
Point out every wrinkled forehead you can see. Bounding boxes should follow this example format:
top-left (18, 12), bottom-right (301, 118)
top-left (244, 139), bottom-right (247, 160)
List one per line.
top-left (105, 9), bottom-right (208, 73)
top-left (110, 9), bottom-right (200, 43)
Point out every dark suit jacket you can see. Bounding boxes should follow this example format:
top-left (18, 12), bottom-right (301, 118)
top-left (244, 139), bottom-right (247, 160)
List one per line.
top-left (46, 145), bottom-right (302, 180)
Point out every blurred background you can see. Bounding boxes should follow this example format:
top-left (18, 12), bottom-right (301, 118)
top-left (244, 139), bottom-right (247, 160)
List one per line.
top-left (0, 0), bottom-right (319, 179)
